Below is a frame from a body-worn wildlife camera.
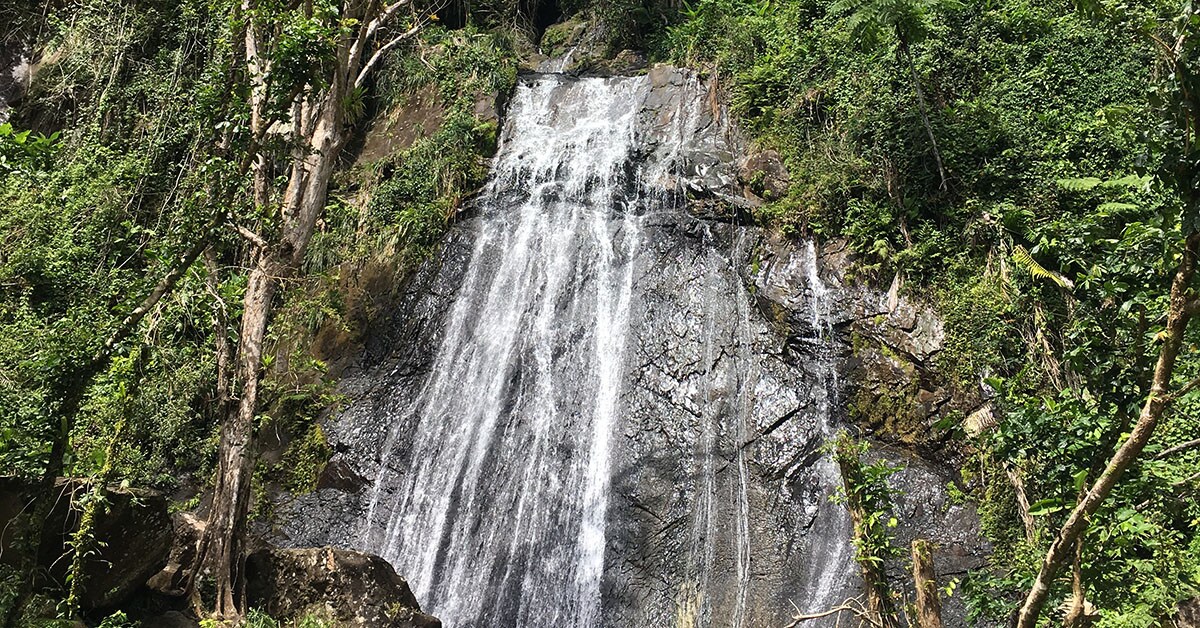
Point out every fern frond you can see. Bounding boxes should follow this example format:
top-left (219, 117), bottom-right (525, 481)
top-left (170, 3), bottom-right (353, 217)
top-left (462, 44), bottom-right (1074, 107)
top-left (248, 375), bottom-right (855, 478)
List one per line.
top-left (1096, 202), bottom-right (1138, 213)
top-left (1056, 177), bottom-right (1103, 191)
top-left (1013, 245), bottom-right (1074, 290)
top-left (1100, 174), bottom-right (1151, 190)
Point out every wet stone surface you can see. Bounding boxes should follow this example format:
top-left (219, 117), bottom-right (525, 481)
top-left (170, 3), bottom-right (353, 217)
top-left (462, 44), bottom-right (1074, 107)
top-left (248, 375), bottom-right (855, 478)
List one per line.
top-left (274, 67), bottom-right (990, 628)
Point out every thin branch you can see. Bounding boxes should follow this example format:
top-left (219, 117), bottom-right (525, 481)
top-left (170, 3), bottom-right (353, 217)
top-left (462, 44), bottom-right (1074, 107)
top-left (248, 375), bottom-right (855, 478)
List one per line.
top-left (785, 597), bottom-right (879, 628)
top-left (94, 215), bottom-right (221, 364)
top-left (355, 20), bottom-right (423, 89)
top-left (347, 0), bottom-right (414, 72)
top-left (1157, 438), bottom-right (1200, 460)
top-left (228, 222), bottom-right (269, 251)
top-left (1172, 469), bottom-right (1200, 486)
top-left (1165, 372), bottom-right (1200, 404)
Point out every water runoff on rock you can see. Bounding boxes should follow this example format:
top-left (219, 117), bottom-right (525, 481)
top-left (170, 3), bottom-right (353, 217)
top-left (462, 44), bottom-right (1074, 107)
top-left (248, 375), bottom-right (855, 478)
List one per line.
top-left (351, 71), bottom-right (854, 627)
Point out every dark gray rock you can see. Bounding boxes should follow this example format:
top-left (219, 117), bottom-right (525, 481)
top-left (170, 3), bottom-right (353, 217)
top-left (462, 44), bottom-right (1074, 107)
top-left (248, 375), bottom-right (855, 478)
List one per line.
top-left (753, 236), bottom-right (982, 459)
top-left (273, 70), bottom-right (991, 628)
top-left (873, 449), bottom-right (992, 628)
top-left (244, 547), bottom-right (440, 627)
top-left (0, 477), bottom-right (173, 610)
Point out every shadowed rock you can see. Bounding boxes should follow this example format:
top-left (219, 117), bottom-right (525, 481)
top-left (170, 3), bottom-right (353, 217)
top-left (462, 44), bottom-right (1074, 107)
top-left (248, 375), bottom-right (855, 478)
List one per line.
top-left (245, 547), bottom-right (440, 627)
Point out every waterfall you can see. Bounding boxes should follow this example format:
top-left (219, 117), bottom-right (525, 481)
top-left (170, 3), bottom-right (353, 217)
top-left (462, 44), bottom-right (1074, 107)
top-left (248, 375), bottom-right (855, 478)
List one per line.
top-left (336, 69), bottom-right (857, 628)
top-left (361, 75), bottom-right (654, 627)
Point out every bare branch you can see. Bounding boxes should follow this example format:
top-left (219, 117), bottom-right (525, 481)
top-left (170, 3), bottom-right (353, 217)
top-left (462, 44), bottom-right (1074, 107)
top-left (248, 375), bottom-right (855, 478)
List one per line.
top-left (355, 20), bottom-right (423, 89)
top-left (785, 597), bottom-right (879, 628)
top-left (228, 223), bottom-right (269, 250)
top-left (1172, 469), bottom-right (1200, 487)
top-left (1156, 438), bottom-right (1200, 460)
top-left (1165, 372), bottom-right (1200, 404)
top-left (94, 215), bottom-right (221, 364)
top-left (347, 0), bottom-right (414, 72)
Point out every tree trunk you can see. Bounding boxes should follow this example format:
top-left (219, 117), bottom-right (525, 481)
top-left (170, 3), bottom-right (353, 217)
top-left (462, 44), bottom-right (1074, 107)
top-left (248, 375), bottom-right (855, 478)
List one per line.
top-left (835, 440), bottom-right (899, 628)
top-left (911, 540), bottom-right (944, 628)
top-left (194, 93), bottom-right (345, 618)
top-left (199, 255), bottom-right (277, 617)
top-left (1015, 231), bottom-right (1200, 628)
top-left (1063, 536), bottom-right (1092, 628)
top-left (900, 43), bottom-right (948, 191)
top-left (1005, 463), bottom-right (1037, 543)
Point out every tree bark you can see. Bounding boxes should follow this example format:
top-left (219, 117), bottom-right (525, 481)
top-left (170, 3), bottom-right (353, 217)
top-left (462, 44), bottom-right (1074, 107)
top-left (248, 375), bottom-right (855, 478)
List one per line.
top-left (200, 256), bottom-right (278, 617)
top-left (910, 540), bottom-right (944, 628)
top-left (1015, 231), bottom-right (1200, 628)
top-left (835, 439), bottom-right (899, 628)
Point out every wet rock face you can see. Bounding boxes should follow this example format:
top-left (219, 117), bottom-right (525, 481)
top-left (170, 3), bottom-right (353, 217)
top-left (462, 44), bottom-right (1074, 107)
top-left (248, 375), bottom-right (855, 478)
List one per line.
top-left (276, 67), bottom-right (989, 627)
top-left (0, 477), bottom-right (173, 610)
top-left (878, 450), bottom-right (993, 628)
top-left (753, 236), bottom-right (984, 459)
top-left (245, 547), bottom-right (440, 627)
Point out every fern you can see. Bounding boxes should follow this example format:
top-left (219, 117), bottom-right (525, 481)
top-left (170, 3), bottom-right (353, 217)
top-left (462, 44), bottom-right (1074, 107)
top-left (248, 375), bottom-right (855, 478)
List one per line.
top-left (1096, 202), bottom-right (1138, 214)
top-left (1013, 245), bottom-right (1074, 289)
top-left (1056, 177), bottom-right (1103, 191)
top-left (1100, 174), bottom-right (1150, 190)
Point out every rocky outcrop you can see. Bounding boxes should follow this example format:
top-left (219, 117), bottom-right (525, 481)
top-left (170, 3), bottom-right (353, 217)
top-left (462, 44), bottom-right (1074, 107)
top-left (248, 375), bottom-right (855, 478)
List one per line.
top-left (145, 512), bottom-right (206, 598)
top-left (739, 149), bottom-right (790, 202)
top-left (0, 477), bottom-right (173, 610)
top-left (753, 236), bottom-right (986, 460)
top-left (531, 17), bottom-right (648, 75)
top-left (245, 547), bottom-right (440, 627)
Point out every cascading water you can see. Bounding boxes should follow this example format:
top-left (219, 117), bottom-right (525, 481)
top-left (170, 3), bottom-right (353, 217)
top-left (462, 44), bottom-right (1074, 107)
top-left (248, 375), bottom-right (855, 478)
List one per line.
top-left (360, 76), bottom-right (648, 626)
top-left (296, 67), bottom-right (860, 628)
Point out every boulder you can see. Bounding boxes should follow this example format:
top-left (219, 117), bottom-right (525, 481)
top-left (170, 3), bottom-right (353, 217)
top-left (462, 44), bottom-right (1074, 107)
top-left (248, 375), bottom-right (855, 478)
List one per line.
top-left (245, 547), bottom-right (440, 627)
top-left (0, 477), bottom-right (173, 610)
top-left (145, 512), bottom-right (205, 597)
top-left (739, 149), bottom-right (790, 201)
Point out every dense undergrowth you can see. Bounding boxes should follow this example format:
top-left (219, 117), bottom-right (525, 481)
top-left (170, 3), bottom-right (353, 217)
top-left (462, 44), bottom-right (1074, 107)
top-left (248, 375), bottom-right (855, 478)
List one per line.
top-left (659, 0), bottom-right (1200, 624)
top-left (1, 0), bottom-right (1198, 624)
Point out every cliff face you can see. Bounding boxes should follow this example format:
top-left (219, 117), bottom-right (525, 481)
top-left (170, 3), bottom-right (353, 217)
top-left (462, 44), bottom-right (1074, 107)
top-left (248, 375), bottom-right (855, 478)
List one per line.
top-left (272, 65), bottom-right (990, 627)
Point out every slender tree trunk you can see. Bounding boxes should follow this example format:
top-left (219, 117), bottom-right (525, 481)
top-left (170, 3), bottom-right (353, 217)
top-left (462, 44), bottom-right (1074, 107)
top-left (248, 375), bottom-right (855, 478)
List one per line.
top-left (1015, 231), bottom-right (1200, 627)
top-left (1063, 536), bottom-right (1091, 628)
top-left (203, 248), bottom-right (233, 420)
top-left (835, 440), bottom-right (899, 628)
top-left (195, 95), bottom-right (346, 617)
top-left (900, 43), bottom-right (948, 191)
top-left (910, 540), bottom-right (944, 628)
top-left (201, 256), bottom-right (278, 617)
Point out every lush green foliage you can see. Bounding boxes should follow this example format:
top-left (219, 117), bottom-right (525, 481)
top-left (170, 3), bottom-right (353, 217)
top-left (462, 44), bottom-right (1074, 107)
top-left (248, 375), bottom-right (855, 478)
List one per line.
top-left (661, 0), bottom-right (1200, 623)
top-left (5, 0), bottom-right (1199, 623)
top-left (829, 433), bottom-right (902, 567)
top-left (0, 1), bottom-right (513, 620)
